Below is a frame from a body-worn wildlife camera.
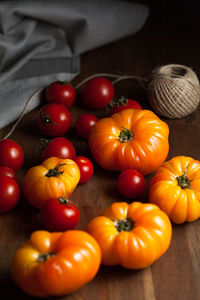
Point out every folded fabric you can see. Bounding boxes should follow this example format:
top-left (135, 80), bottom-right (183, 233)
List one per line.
top-left (0, 0), bottom-right (149, 128)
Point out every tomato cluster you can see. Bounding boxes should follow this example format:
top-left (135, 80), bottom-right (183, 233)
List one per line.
top-left (33, 78), bottom-right (144, 235)
top-left (0, 140), bottom-right (23, 212)
top-left (6, 76), bottom-right (150, 297)
top-left (4, 75), bottom-right (198, 298)
top-left (29, 80), bottom-right (99, 231)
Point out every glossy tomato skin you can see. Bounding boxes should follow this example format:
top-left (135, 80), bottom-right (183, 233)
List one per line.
top-left (89, 109), bottom-right (169, 175)
top-left (40, 197), bottom-right (80, 231)
top-left (149, 156), bottom-right (200, 224)
top-left (38, 104), bottom-right (71, 137)
top-left (11, 230), bottom-right (101, 297)
top-left (74, 156), bottom-right (94, 184)
top-left (23, 157), bottom-right (80, 209)
top-left (87, 202), bottom-right (172, 269)
top-left (46, 81), bottom-right (76, 108)
top-left (0, 139), bottom-right (24, 171)
top-left (75, 114), bottom-right (98, 139)
top-left (82, 77), bottom-right (114, 109)
top-left (42, 137), bottom-right (76, 161)
top-left (117, 169), bottom-right (146, 199)
top-left (0, 175), bottom-right (20, 212)
top-left (0, 166), bottom-right (17, 180)
top-left (110, 98), bottom-right (142, 115)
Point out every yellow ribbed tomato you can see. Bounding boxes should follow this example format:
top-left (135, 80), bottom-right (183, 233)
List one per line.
top-left (89, 109), bottom-right (169, 175)
top-left (149, 156), bottom-right (200, 224)
top-left (22, 157), bottom-right (80, 209)
top-left (87, 202), bottom-right (172, 269)
top-left (11, 230), bottom-right (101, 297)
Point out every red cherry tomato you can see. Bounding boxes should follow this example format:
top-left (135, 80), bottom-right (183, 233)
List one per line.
top-left (0, 166), bottom-right (17, 180)
top-left (40, 197), bottom-right (80, 231)
top-left (0, 175), bottom-right (20, 213)
top-left (117, 169), bottom-right (146, 199)
top-left (82, 77), bottom-right (114, 109)
top-left (38, 104), bottom-right (71, 137)
top-left (109, 96), bottom-right (142, 115)
top-left (74, 156), bottom-right (94, 184)
top-left (75, 114), bottom-right (98, 139)
top-left (41, 137), bottom-right (76, 161)
top-left (46, 81), bottom-right (76, 108)
top-left (0, 139), bottom-right (24, 171)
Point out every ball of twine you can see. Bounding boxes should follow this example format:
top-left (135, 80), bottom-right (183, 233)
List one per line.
top-left (148, 64), bottom-right (200, 119)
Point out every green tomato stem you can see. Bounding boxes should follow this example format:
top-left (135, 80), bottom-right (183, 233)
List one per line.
top-left (177, 174), bottom-right (191, 189)
top-left (41, 111), bottom-right (55, 125)
top-left (58, 197), bottom-right (78, 210)
top-left (45, 164), bottom-right (66, 177)
top-left (57, 80), bottom-right (70, 85)
top-left (117, 96), bottom-right (128, 106)
top-left (118, 127), bottom-right (133, 142)
top-left (37, 252), bottom-right (55, 262)
top-left (114, 218), bottom-right (134, 232)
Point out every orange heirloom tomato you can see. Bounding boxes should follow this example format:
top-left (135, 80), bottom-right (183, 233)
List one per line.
top-left (11, 230), bottom-right (101, 297)
top-left (149, 156), bottom-right (200, 224)
top-left (89, 109), bottom-right (169, 175)
top-left (23, 157), bottom-right (80, 209)
top-left (86, 202), bottom-right (172, 269)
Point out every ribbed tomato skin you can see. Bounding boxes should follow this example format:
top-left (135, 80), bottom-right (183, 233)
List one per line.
top-left (89, 109), bottom-right (169, 175)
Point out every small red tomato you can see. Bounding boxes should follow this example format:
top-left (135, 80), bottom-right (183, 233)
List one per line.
top-left (40, 197), bottom-right (80, 231)
top-left (38, 104), bottom-right (71, 137)
top-left (0, 139), bottom-right (24, 171)
top-left (74, 156), bottom-right (94, 184)
top-left (41, 137), bottom-right (76, 161)
top-left (109, 96), bottom-right (142, 115)
top-left (75, 114), bottom-right (98, 139)
top-left (46, 81), bottom-right (76, 108)
top-left (82, 77), bottom-right (114, 109)
top-left (0, 166), bottom-right (17, 180)
top-left (0, 175), bottom-right (20, 213)
top-left (117, 169), bottom-right (146, 199)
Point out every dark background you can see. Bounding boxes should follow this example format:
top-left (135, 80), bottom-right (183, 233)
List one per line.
top-left (137, 0), bottom-right (200, 31)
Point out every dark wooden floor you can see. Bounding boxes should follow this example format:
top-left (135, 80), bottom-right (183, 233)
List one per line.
top-left (0, 2), bottom-right (200, 299)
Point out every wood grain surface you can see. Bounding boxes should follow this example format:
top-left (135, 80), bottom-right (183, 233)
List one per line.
top-left (1, 2), bottom-right (200, 299)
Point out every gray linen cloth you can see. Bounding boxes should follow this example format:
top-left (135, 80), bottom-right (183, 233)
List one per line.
top-left (0, 0), bottom-right (149, 128)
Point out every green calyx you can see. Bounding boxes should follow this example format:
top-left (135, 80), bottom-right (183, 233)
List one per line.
top-left (39, 138), bottom-right (49, 154)
top-left (58, 197), bottom-right (78, 209)
top-left (109, 96), bottom-right (128, 108)
top-left (41, 111), bottom-right (55, 125)
top-left (118, 126), bottom-right (133, 142)
top-left (59, 197), bottom-right (70, 204)
top-left (57, 80), bottom-right (69, 85)
top-left (177, 173), bottom-right (191, 189)
top-left (117, 96), bottom-right (128, 106)
top-left (114, 218), bottom-right (134, 232)
top-left (176, 166), bottom-right (191, 189)
top-left (37, 252), bottom-right (55, 262)
top-left (45, 164), bottom-right (66, 177)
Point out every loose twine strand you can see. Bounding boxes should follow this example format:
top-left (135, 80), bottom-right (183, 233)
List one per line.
top-left (2, 87), bottom-right (44, 140)
top-left (1, 73), bottom-right (148, 140)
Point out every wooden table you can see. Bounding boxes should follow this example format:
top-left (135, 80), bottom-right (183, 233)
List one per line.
top-left (1, 5), bottom-right (200, 300)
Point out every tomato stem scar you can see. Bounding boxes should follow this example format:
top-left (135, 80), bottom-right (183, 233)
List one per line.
top-left (114, 218), bottom-right (134, 232)
top-left (37, 252), bottom-right (55, 262)
top-left (118, 127), bottom-right (133, 142)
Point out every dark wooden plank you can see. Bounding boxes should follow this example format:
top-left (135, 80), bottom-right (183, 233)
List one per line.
top-left (152, 223), bottom-right (200, 300)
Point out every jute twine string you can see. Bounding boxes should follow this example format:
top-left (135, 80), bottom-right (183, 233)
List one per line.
top-left (1, 73), bottom-right (147, 140)
top-left (148, 64), bottom-right (200, 119)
